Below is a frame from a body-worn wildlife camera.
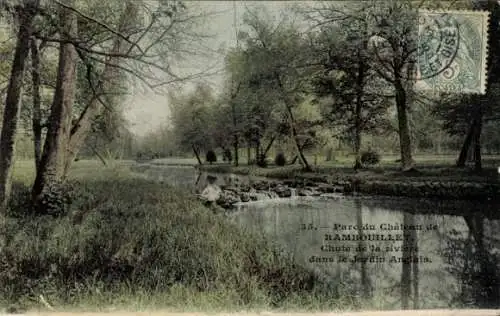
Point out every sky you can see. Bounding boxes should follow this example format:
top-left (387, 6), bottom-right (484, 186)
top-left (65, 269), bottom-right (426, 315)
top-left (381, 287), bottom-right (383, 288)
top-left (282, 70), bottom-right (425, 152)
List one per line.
top-left (123, 1), bottom-right (294, 137)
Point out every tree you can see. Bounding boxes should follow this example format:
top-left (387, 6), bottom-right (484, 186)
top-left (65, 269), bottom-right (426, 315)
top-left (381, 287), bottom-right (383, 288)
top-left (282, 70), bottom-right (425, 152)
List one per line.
top-left (30, 37), bottom-right (42, 171)
top-left (207, 99), bottom-right (233, 155)
top-left (58, 1), bottom-right (140, 177)
top-left (307, 8), bottom-right (391, 169)
top-left (364, 0), bottom-right (420, 171)
top-left (448, 0), bottom-right (500, 170)
top-left (224, 46), bottom-right (283, 166)
top-left (31, 2), bottom-right (78, 209)
top-left (0, 0), bottom-right (39, 211)
top-left (367, 0), bottom-right (495, 170)
top-left (9, 0), bottom-right (213, 210)
top-left (169, 83), bottom-right (216, 164)
top-left (222, 48), bottom-right (246, 167)
top-left (29, 0), bottom-right (213, 178)
top-left (238, 7), bottom-right (315, 171)
top-left (298, 0), bottom-right (419, 170)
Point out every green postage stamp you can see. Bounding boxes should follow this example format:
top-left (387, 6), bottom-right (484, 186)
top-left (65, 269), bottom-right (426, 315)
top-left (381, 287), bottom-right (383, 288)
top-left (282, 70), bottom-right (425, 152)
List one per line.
top-left (416, 10), bottom-right (490, 95)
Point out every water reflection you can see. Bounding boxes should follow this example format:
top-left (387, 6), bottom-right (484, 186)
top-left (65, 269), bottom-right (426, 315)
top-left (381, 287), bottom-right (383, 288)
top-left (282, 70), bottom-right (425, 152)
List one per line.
top-left (227, 195), bottom-right (500, 309)
top-left (132, 165), bottom-right (500, 309)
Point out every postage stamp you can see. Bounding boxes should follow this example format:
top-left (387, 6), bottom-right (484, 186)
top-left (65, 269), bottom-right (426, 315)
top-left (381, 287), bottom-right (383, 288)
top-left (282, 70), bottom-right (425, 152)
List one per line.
top-left (415, 10), bottom-right (490, 95)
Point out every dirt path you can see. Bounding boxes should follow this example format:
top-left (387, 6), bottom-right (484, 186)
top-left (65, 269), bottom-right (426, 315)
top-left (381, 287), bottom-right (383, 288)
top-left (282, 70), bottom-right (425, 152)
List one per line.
top-left (21, 310), bottom-right (500, 316)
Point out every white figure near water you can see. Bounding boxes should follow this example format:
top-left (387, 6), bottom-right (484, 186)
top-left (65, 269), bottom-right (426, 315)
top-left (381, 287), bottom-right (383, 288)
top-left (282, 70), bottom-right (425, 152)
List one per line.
top-left (199, 175), bottom-right (221, 202)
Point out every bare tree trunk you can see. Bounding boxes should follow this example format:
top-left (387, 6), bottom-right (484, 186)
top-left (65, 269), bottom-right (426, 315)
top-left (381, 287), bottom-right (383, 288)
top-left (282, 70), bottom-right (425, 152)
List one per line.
top-left (456, 107), bottom-right (483, 170)
top-left (230, 93), bottom-right (240, 167)
top-left (90, 144), bottom-right (107, 166)
top-left (457, 100), bottom-right (483, 169)
top-left (474, 110), bottom-right (483, 171)
top-left (31, 38), bottom-right (42, 172)
top-left (394, 79), bottom-right (415, 171)
top-left (262, 135), bottom-right (276, 157)
top-left (256, 139), bottom-right (261, 163)
top-left (289, 116), bottom-right (312, 171)
top-left (354, 107), bottom-right (362, 170)
top-left (233, 136), bottom-right (239, 167)
top-left (63, 2), bottom-right (137, 177)
top-left (247, 145), bottom-right (251, 165)
top-left (457, 121), bottom-right (475, 167)
top-left (275, 74), bottom-right (312, 171)
top-left (353, 55), bottom-right (364, 171)
top-left (32, 5), bottom-right (78, 208)
top-left (0, 2), bottom-right (38, 211)
top-left (192, 144), bottom-right (202, 165)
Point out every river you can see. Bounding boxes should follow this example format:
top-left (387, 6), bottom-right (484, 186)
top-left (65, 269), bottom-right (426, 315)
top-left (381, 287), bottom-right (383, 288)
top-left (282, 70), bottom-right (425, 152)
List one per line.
top-left (132, 163), bottom-right (500, 310)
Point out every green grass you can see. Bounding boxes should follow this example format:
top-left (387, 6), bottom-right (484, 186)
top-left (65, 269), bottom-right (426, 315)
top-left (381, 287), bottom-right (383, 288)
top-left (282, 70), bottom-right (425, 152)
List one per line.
top-left (1, 160), bottom-right (358, 313)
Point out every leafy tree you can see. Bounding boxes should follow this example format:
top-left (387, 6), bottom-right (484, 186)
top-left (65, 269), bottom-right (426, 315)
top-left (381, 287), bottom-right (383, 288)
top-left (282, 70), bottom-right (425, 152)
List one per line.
top-left (223, 45), bottom-right (282, 166)
top-left (169, 83), bottom-right (215, 164)
top-left (363, 0), bottom-right (420, 171)
top-left (221, 48), bottom-right (246, 166)
top-left (207, 99), bottom-right (233, 154)
top-left (0, 0), bottom-right (215, 210)
top-left (236, 6), bottom-right (316, 171)
top-left (307, 7), bottom-right (391, 169)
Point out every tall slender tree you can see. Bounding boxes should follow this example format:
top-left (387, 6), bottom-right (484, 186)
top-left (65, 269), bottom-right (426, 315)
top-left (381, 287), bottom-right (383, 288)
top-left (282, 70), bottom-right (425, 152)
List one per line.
top-left (0, 0), bottom-right (39, 211)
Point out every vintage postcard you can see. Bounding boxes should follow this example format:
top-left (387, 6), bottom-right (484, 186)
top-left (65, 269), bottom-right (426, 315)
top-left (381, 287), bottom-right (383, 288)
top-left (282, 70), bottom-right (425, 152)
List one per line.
top-left (0, 1), bottom-right (498, 316)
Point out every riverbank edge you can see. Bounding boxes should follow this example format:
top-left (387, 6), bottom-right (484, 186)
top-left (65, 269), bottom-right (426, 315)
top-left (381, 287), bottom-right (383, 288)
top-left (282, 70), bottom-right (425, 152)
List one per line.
top-left (195, 165), bottom-right (500, 200)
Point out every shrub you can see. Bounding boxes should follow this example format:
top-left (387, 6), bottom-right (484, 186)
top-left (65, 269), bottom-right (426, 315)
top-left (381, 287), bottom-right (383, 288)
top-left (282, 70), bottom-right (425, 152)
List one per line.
top-left (206, 150), bottom-right (217, 164)
top-left (223, 148), bottom-right (232, 162)
top-left (12, 182), bottom-right (74, 218)
top-left (360, 150), bottom-right (380, 166)
top-left (256, 154), bottom-right (268, 168)
top-left (275, 152), bottom-right (287, 166)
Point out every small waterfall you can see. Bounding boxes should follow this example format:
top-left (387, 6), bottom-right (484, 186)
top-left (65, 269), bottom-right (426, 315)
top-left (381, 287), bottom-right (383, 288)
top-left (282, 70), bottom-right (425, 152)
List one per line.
top-left (290, 188), bottom-right (297, 198)
top-left (254, 192), bottom-right (271, 200)
top-left (268, 191), bottom-right (280, 199)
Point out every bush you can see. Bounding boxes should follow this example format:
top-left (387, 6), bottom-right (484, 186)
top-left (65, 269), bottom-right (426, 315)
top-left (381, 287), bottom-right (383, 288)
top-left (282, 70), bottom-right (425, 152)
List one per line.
top-left (360, 150), bottom-right (380, 166)
top-left (206, 150), bottom-right (217, 164)
top-left (275, 152), bottom-right (287, 166)
top-left (256, 154), bottom-right (268, 168)
top-left (223, 148), bottom-right (232, 162)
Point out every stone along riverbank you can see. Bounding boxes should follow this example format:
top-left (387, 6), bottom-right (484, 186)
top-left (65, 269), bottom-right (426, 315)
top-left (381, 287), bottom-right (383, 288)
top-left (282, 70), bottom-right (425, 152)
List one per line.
top-left (209, 175), bottom-right (500, 209)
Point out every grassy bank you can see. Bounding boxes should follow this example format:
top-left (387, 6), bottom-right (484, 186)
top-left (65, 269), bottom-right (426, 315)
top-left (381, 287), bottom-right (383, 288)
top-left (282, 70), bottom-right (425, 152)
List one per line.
top-left (0, 160), bottom-right (356, 313)
top-left (195, 155), bottom-right (500, 184)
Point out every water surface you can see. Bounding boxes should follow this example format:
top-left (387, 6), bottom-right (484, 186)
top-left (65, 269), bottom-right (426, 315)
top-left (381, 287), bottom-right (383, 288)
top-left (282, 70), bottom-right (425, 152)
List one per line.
top-left (132, 164), bottom-right (500, 309)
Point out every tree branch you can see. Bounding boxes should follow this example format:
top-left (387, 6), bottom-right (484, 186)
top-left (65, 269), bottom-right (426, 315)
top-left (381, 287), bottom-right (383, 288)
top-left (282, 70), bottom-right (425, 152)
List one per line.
top-left (53, 0), bottom-right (145, 55)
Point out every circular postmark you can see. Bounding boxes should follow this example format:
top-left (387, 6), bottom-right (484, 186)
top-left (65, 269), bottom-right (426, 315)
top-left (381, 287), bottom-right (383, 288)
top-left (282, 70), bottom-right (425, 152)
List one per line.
top-left (417, 12), bottom-right (461, 81)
